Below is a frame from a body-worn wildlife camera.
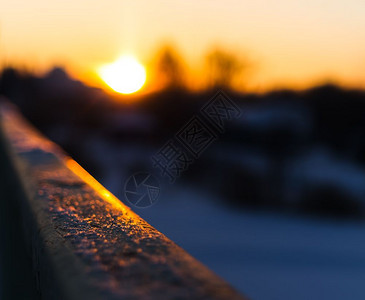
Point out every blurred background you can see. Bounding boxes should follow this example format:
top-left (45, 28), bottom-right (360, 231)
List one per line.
top-left (2, 1), bottom-right (365, 299)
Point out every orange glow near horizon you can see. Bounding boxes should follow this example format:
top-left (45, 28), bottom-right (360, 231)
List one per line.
top-left (1, 0), bottom-right (365, 92)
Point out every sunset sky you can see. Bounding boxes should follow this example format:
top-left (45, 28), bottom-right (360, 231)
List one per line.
top-left (2, 0), bottom-right (365, 92)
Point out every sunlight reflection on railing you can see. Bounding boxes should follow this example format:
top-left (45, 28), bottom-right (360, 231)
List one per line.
top-left (66, 158), bottom-right (128, 213)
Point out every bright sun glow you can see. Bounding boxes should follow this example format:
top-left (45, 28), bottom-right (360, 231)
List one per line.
top-left (99, 55), bottom-right (146, 94)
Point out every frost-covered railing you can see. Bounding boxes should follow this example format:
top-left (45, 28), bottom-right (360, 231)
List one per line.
top-left (0, 100), bottom-right (245, 300)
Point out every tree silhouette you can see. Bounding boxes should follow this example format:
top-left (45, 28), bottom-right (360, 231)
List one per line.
top-left (156, 45), bottom-right (185, 90)
top-left (206, 48), bottom-right (248, 90)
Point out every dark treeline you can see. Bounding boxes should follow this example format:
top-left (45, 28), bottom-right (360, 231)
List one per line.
top-left (2, 66), bottom-right (365, 218)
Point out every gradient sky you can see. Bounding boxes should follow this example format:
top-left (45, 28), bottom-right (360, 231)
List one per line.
top-left (2, 0), bottom-right (365, 92)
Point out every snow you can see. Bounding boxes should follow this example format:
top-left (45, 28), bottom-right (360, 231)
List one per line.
top-left (134, 185), bottom-right (365, 300)
top-left (82, 120), bottom-right (365, 299)
top-left (84, 136), bottom-right (365, 299)
top-left (234, 103), bottom-right (313, 134)
top-left (288, 147), bottom-right (365, 201)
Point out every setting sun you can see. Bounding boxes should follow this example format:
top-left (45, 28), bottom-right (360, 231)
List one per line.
top-left (99, 56), bottom-right (146, 94)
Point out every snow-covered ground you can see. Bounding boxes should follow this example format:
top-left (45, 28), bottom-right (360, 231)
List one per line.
top-left (81, 101), bottom-right (365, 299)
top-left (85, 136), bottom-right (365, 299)
top-left (133, 185), bottom-right (365, 300)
